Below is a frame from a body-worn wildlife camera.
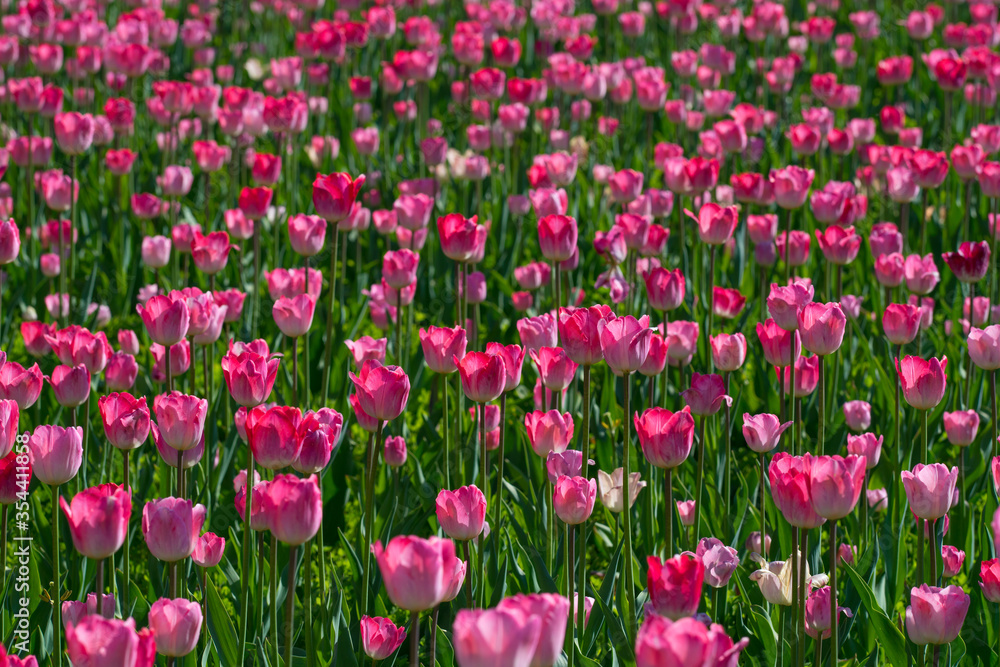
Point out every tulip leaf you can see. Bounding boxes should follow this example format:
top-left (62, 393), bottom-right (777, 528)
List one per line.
top-left (584, 537), bottom-right (623, 654)
top-left (590, 585), bottom-right (635, 664)
top-left (842, 562), bottom-right (908, 667)
top-left (948, 635), bottom-right (966, 666)
top-left (748, 603), bottom-right (777, 666)
top-left (206, 576), bottom-right (241, 667)
top-left (435, 625), bottom-right (455, 667)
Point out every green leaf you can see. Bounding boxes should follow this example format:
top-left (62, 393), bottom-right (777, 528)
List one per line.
top-left (206, 576), bottom-right (241, 667)
top-left (590, 582), bottom-right (635, 665)
top-left (842, 563), bottom-right (908, 667)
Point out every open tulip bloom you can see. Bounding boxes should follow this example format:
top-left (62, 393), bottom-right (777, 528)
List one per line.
top-left (6, 4), bottom-right (1000, 667)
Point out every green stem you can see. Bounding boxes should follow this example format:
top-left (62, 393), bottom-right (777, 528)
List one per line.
top-left (695, 416), bottom-right (706, 543)
top-left (239, 448), bottom-right (255, 666)
top-left (361, 423), bottom-right (382, 621)
top-left (830, 520), bottom-right (838, 667)
top-left (321, 230), bottom-right (340, 406)
top-left (271, 533), bottom-right (278, 666)
top-left (123, 450), bottom-right (130, 614)
top-left (622, 372), bottom-right (636, 641)
top-left (52, 484), bottom-right (62, 667)
top-left (566, 523), bottom-right (575, 667)
top-left (284, 544), bottom-right (297, 665)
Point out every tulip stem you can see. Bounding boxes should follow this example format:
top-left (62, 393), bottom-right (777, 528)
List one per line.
top-left (992, 370), bottom-right (998, 466)
top-left (52, 484), bottom-right (62, 667)
top-left (917, 518), bottom-right (925, 588)
top-left (621, 372), bottom-right (636, 641)
top-left (69, 154), bottom-right (77, 319)
top-left (798, 529), bottom-right (808, 667)
top-left (759, 453), bottom-right (766, 559)
top-left (495, 392), bottom-right (507, 536)
top-left (665, 467), bottom-right (673, 555)
top-left (361, 422), bottom-right (382, 621)
top-left (566, 523), bottom-right (575, 667)
top-left (252, 217), bottom-right (262, 339)
top-left (463, 541), bottom-right (473, 607)
top-left (292, 338), bottom-right (299, 407)
top-left (791, 528), bottom-right (799, 666)
top-left (322, 230), bottom-right (340, 407)
top-left (818, 356), bottom-right (825, 455)
top-left (707, 246), bottom-right (716, 372)
top-left (271, 533), bottom-right (279, 665)
top-left (779, 365), bottom-right (786, 422)
top-left (789, 359), bottom-right (797, 455)
top-left (304, 539), bottom-right (314, 667)
top-left (577, 365), bottom-right (591, 629)
top-left (830, 520), bottom-right (838, 667)
top-left (479, 401), bottom-right (488, 608)
top-left (409, 611), bottom-right (420, 667)
top-left (239, 450), bottom-right (255, 667)
top-left (284, 544), bottom-right (297, 665)
top-left (893, 344), bottom-right (901, 531)
top-left (724, 371), bottom-right (732, 540)
top-left (694, 416), bottom-right (706, 544)
top-left (928, 518), bottom-right (938, 586)
top-left (123, 450), bottom-right (130, 614)
top-left (443, 375), bottom-right (451, 490)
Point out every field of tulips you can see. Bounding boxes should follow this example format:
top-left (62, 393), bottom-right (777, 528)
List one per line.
top-left (6, 0), bottom-right (1000, 665)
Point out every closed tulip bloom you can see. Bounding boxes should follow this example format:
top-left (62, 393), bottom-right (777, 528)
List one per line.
top-left (767, 281), bottom-right (814, 331)
top-left (639, 334), bottom-right (668, 377)
top-left (712, 287), bottom-right (746, 320)
top-left (846, 433), bottom-right (883, 468)
top-left (943, 410), bottom-right (980, 446)
top-left (349, 359), bottom-right (410, 420)
top-left (148, 597), bottom-right (202, 657)
top-left (905, 584), bottom-right (970, 645)
top-left (805, 586), bottom-right (853, 639)
top-left (769, 453), bottom-right (827, 529)
top-left (815, 225), bottom-right (861, 265)
top-left (65, 616), bottom-right (155, 667)
top-left (634, 407), bottom-right (695, 468)
top-left (647, 554), bottom-right (704, 619)
top-left (525, 410), bottom-right (574, 457)
top-left (770, 165), bottom-right (815, 209)
top-left (530, 347), bottom-right (578, 390)
top-left (778, 355), bottom-right (820, 397)
top-left (0, 220), bottom-right (21, 265)
top-left (272, 293), bottom-right (316, 338)
top-left (665, 321), bottom-right (700, 367)
top-left (710, 333), bottom-right (747, 372)
top-left (756, 319), bottom-right (801, 368)
top-left (941, 546), bottom-right (964, 578)
top-left (681, 372), bottom-right (732, 416)
top-left (152, 391), bottom-right (207, 452)
top-left (644, 267), bottom-right (685, 312)
top-left (743, 413), bottom-right (793, 453)
top-left (142, 497), bottom-right (206, 562)
top-left (455, 352), bottom-right (506, 403)
top-left (883, 303), bottom-right (922, 345)
top-left (287, 214), bottom-right (327, 257)
top-left (60, 483), bottom-right (132, 560)
top-left (0, 361), bottom-right (44, 409)
top-left (809, 455), bottom-right (867, 520)
top-left (494, 593), bottom-right (569, 667)
top-left (343, 337), bottom-right (387, 367)
top-left (245, 404), bottom-right (302, 470)
top-left (635, 615), bottom-right (746, 667)
top-left (106, 353), bottom-right (139, 392)
top-left (137, 295), bottom-right (189, 346)
top-left (553, 475), bottom-right (596, 525)
top-left (896, 356), bottom-right (948, 410)
top-left (436, 485), bottom-right (487, 541)
top-left (382, 249), bottom-right (420, 289)
top-left (968, 325), bottom-right (1000, 370)
top-left (598, 314), bottom-right (652, 374)
top-left (312, 172), bottom-right (365, 223)
top-left (904, 254), bottom-right (940, 295)
top-left (875, 253), bottom-right (905, 287)
top-left (361, 616), bottom-right (407, 661)
top-left (683, 202), bottom-right (739, 245)
top-left (419, 325), bottom-right (468, 374)
top-left (374, 535), bottom-right (459, 611)
top-left (517, 313), bottom-right (558, 352)
top-left (192, 532), bottom-right (225, 568)
top-left (797, 302), bottom-right (846, 355)
top-left (537, 214), bottom-right (578, 262)
top-left (843, 400), bottom-right (872, 432)
top-left (235, 481), bottom-right (271, 531)
top-left (902, 463), bottom-right (958, 520)
top-left (49, 364), bottom-right (90, 407)
top-left (0, 400), bottom-right (17, 459)
top-left (980, 560), bottom-right (1000, 602)
top-left (264, 473), bottom-right (322, 545)
top-left (696, 537), bottom-right (740, 588)
top-left (486, 342), bottom-right (526, 392)
top-left (943, 241), bottom-right (990, 283)
top-left (597, 468), bottom-right (645, 513)
top-left (452, 607), bottom-right (541, 667)
top-left (559, 305), bottom-right (613, 366)
top-left (28, 425), bottom-right (83, 485)
top-left (438, 213), bottom-right (485, 262)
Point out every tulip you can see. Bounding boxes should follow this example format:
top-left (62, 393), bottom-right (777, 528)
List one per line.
top-left (247, 405), bottom-right (302, 470)
top-left (142, 497), bottom-right (206, 562)
top-left (530, 347), bottom-right (578, 391)
top-left (982, 559), bottom-right (1000, 603)
top-left (696, 537), bottom-right (739, 588)
top-left (843, 400), bottom-right (872, 432)
top-left (361, 616), bottom-right (407, 661)
top-left (28, 425), bottom-right (82, 486)
top-left (65, 616), bottom-right (155, 667)
top-left (349, 359), bottom-right (411, 421)
top-left (597, 314), bottom-right (651, 375)
top-left (264, 474), bottom-right (322, 545)
top-left (374, 535), bottom-right (459, 612)
top-left (60, 483), bottom-right (131, 560)
top-left (436, 485), bottom-right (487, 541)
top-left (646, 553), bottom-right (704, 619)
top-left (905, 584), bottom-right (970, 645)
top-left (192, 533), bottom-right (225, 568)
top-left (941, 546), bottom-right (964, 578)
top-left (553, 475), bottom-right (596, 525)
top-left (896, 356), bottom-right (948, 417)
top-left (537, 214), bottom-right (578, 262)
top-left (847, 433), bottom-right (883, 469)
top-left (524, 410), bottom-right (575, 457)
top-left (710, 333), bottom-right (747, 372)
top-left (943, 410), bottom-right (980, 447)
top-left (137, 294), bottom-right (189, 347)
top-left (942, 241), bottom-right (990, 283)
top-left (969, 325), bottom-right (1000, 370)
top-left (452, 607), bottom-right (541, 667)
top-left (148, 597), bottom-right (202, 657)
top-left (635, 614), bottom-right (747, 667)
top-left (902, 464), bottom-right (958, 522)
top-left (597, 468), bottom-right (645, 513)
top-left (0, 361), bottom-right (43, 410)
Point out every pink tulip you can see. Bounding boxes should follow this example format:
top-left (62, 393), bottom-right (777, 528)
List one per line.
top-left (312, 172), bottom-right (365, 223)
top-left (684, 202), bottom-right (739, 245)
top-left (634, 407), bottom-right (695, 468)
top-left (287, 214), bottom-right (327, 257)
top-left (344, 337), bottom-right (387, 367)
top-left (905, 584), bottom-right (970, 645)
top-left (137, 295), bottom-right (189, 346)
top-left (264, 473), bottom-right (322, 545)
top-left (696, 537), bottom-right (739, 588)
top-left (553, 475), bottom-right (596, 524)
top-left (455, 352), bottom-right (506, 404)
top-left (981, 560), bottom-right (1000, 602)
top-left (48, 364), bottom-right (90, 408)
top-left (896, 356), bottom-right (948, 410)
top-left (349, 359), bottom-right (410, 421)
top-left (598, 314), bottom-right (652, 375)
top-left (846, 433), bottom-right (883, 468)
top-left (756, 319), bottom-right (801, 368)
top-left (901, 463), bottom-right (958, 520)
top-left (452, 607), bottom-right (541, 667)
top-left (769, 453), bottom-right (827, 529)
top-left (148, 597), bottom-right (202, 657)
top-left (28, 425), bottom-right (82, 485)
top-left (941, 545), bottom-right (965, 578)
top-left (524, 410), bottom-right (575, 457)
top-left (192, 533), bottom-right (225, 568)
top-left (968, 325), bottom-right (1000, 370)
top-left (530, 347), bottom-right (579, 390)
top-left (559, 305), bottom-right (613, 366)
top-left (65, 616), bottom-right (155, 667)
top-left (770, 165), bottom-right (815, 209)
top-left (272, 293), bottom-right (316, 338)
top-left (486, 342), bottom-right (526, 392)
top-left (943, 410), bottom-right (980, 447)
top-left (0, 361), bottom-right (44, 410)
top-left (247, 405), bottom-right (302, 470)
top-left (904, 254), bottom-right (940, 295)
top-left (742, 413), bottom-right (793, 453)
top-left (842, 400), bottom-right (872, 432)
top-left (419, 325), bottom-right (468, 374)
top-left (517, 313), bottom-right (558, 352)
top-left (361, 616), bottom-right (407, 661)
top-left (805, 586), bottom-right (854, 639)
top-left (635, 615), bottom-right (747, 667)
top-left (152, 392), bottom-right (207, 453)
top-left (943, 241), bottom-right (990, 283)
top-left (644, 268), bottom-right (685, 312)
top-left (710, 333), bottom-right (747, 372)
top-left (496, 593), bottom-right (570, 666)
top-left (142, 497), bottom-right (206, 562)
top-left (436, 485), bottom-right (487, 541)
top-left (681, 372), bottom-right (732, 416)
top-left (537, 214), bottom-right (578, 262)
top-left (647, 553), bottom-right (704, 619)
top-left (809, 455), bottom-right (867, 520)
top-left (767, 281), bottom-right (814, 331)
top-left (235, 481), bottom-right (271, 531)
top-left (373, 535), bottom-right (461, 611)
top-left (0, 400), bottom-right (17, 459)
top-left (815, 225), bottom-right (861, 265)
top-left (883, 303), bottom-right (922, 345)
top-left (797, 302), bottom-right (846, 355)
top-left (60, 483), bottom-right (132, 560)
